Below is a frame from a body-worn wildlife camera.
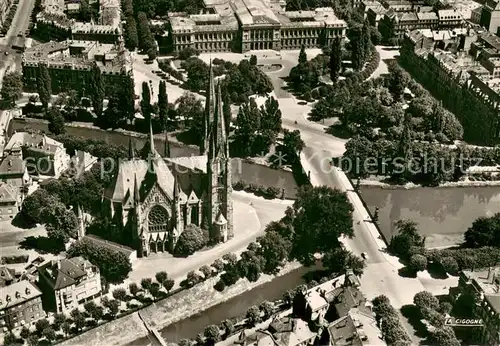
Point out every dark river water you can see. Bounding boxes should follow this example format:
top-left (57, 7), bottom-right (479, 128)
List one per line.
top-left (360, 186), bottom-right (500, 248)
top-left (126, 265), bottom-right (314, 346)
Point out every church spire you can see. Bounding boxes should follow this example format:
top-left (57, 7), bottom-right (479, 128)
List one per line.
top-left (133, 173), bottom-right (140, 204)
top-left (149, 119), bottom-right (155, 156)
top-left (128, 137), bottom-right (135, 159)
top-left (202, 61), bottom-right (216, 155)
top-left (209, 81), bottom-right (228, 159)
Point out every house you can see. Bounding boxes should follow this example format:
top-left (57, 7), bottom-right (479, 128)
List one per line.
top-left (0, 154), bottom-right (31, 193)
top-left (0, 280), bottom-right (44, 330)
top-left (451, 267), bottom-right (500, 346)
top-left (0, 266), bottom-right (16, 287)
top-left (0, 183), bottom-right (20, 220)
top-left (3, 132), bottom-right (70, 178)
top-left (37, 257), bottom-right (102, 313)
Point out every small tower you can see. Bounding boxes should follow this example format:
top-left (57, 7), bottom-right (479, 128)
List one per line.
top-left (163, 132), bottom-right (171, 158)
top-left (128, 137), bottom-right (135, 160)
top-left (170, 177), bottom-right (183, 251)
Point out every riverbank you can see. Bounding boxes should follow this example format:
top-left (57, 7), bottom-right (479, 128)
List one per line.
top-left (62, 261), bottom-right (303, 346)
top-left (359, 178), bottom-right (500, 190)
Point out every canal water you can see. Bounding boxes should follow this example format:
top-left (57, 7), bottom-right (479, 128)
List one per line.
top-left (9, 119), bottom-right (299, 198)
top-left (360, 186), bottom-right (500, 248)
top-left (125, 265), bottom-right (313, 346)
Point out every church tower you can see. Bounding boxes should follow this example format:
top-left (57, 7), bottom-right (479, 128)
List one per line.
top-left (207, 80), bottom-right (233, 242)
top-left (201, 62), bottom-right (216, 155)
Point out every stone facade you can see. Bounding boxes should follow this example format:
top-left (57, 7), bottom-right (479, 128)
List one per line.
top-left (102, 68), bottom-right (233, 257)
top-left (0, 281), bottom-right (44, 329)
top-left (167, 0), bottom-right (346, 53)
top-left (21, 40), bottom-right (133, 98)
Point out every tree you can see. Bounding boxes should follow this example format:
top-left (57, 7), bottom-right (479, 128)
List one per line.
top-left (90, 63), bottom-right (105, 117)
top-left (155, 271), bottom-right (168, 284)
top-left (199, 265), bottom-right (212, 279)
top-left (283, 129), bottom-right (305, 164)
top-left (42, 327), bottom-right (56, 341)
top-left (175, 92), bottom-right (204, 140)
top-left (257, 231), bottom-right (291, 274)
top-left (203, 325), bottom-right (221, 344)
top-left (137, 12), bottom-right (155, 53)
top-left (67, 238), bottom-right (132, 283)
top-left (105, 299), bottom-right (120, 317)
top-left (47, 107), bottom-right (66, 135)
top-left (100, 89), bottom-right (127, 130)
top-left (250, 55), bottom-right (257, 66)
top-left (179, 339), bottom-right (192, 346)
top-left (53, 313), bottom-right (66, 330)
top-left (429, 327), bottom-right (460, 346)
top-left (174, 224), bottom-right (208, 256)
top-left (79, 0), bottom-right (92, 21)
top-left (259, 96), bottom-right (282, 134)
top-left (84, 300), bottom-right (98, 316)
top-left (129, 282), bottom-right (140, 296)
top-left (350, 25), bottom-right (365, 71)
top-left (45, 202), bottom-right (78, 245)
top-left (246, 305), bottom-right (261, 326)
top-left (212, 259), bottom-right (225, 271)
top-left (441, 256), bottom-right (459, 274)
top-left (298, 45), bottom-right (307, 64)
top-left (112, 288), bottom-right (128, 301)
top-left (464, 213), bottom-right (500, 248)
top-left (413, 291), bottom-right (440, 311)
top-left (158, 80), bottom-right (169, 131)
top-left (291, 186), bottom-right (354, 265)
top-left (389, 220), bottom-right (424, 258)
top-left (149, 282), bottom-right (161, 298)
top-left (421, 307), bottom-right (445, 327)
top-left (35, 318), bottom-right (50, 333)
top-left (4, 332), bottom-right (17, 346)
top-left (37, 64), bottom-right (52, 108)
top-left (408, 254), bottom-right (427, 272)
top-left (141, 278), bottom-right (153, 291)
top-left (162, 278), bottom-right (175, 293)
top-left (386, 62), bottom-right (408, 101)
top-left (186, 270), bottom-right (201, 287)
top-left (20, 326), bottom-right (31, 339)
top-left (27, 335), bottom-right (39, 346)
top-left (329, 37), bottom-right (342, 84)
top-left (323, 247), bottom-right (365, 276)
top-left (1, 72), bottom-right (23, 107)
top-left (141, 81), bottom-right (152, 121)
top-left (61, 321), bottom-right (72, 336)
top-left (222, 319), bottom-right (234, 336)
top-left (260, 301), bottom-right (274, 319)
top-left (223, 253), bottom-right (238, 267)
top-left (71, 309), bottom-right (85, 331)
top-left (214, 280), bottom-right (225, 291)
top-left (124, 16), bottom-right (139, 50)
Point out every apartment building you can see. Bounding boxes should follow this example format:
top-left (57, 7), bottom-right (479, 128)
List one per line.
top-left (3, 132), bottom-right (70, 178)
top-left (167, 0), bottom-right (346, 53)
top-left (0, 154), bottom-right (31, 193)
top-left (37, 257), bottom-right (102, 313)
top-left (400, 28), bottom-right (500, 144)
top-left (0, 183), bottom-right (20, 220)
top-left (452, 267), bottom-right (500, 346)
top-left (0, 281), bottom-right (44, 330)
top-left (21, 40), bottom-right (133, 98)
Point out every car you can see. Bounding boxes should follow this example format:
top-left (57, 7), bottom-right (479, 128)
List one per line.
top-left (361, 252), bottom-right (368, 260)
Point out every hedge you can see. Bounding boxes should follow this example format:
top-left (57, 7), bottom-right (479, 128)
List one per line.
top-left (232, 180), bottom-right (282, 199)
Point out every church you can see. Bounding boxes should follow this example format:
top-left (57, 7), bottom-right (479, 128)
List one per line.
top-left (102, 67), bottom-right (233, 257)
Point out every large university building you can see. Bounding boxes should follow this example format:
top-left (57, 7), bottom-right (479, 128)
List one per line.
top-left (102, 68), bottom-right (233, 257)
top-left (167, 0), bottom-right (347, 53)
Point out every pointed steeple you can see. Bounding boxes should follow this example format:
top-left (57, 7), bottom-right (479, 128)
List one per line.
top-left (128, 137), bottom-right (135, 160)
top-left (133, 173), bottom-right (140, 204)
top-left (149, 119), bottom-right (155, 156)
top-left (173, 175), bottom-right (180, 200)
top-left (202, 61), bottom-right (216, 155)
top-left (209, 81), bottom-right (228, 159)
top-left (164, 132), bottom-right (170, 158)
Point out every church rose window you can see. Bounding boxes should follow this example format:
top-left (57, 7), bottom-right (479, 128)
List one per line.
top-left (148, 205), bottom-right (169, 232)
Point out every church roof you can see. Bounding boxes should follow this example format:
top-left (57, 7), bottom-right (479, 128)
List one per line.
top-left (166, 156), bottom-right (207, 173)
top-left (104, 157), bottom-right (175, 202)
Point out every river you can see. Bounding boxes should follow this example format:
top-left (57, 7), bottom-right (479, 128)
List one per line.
top-left (359, 186), bottom-right (500, 248)
top-left (125, 265), bottom-right (315, 346)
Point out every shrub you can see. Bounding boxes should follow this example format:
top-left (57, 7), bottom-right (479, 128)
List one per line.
top-left (303, 91), bottom-right (312, 102)
top-left (174, 224), bottom-right (209, 256)
top-left (311, 89), bottom-right (320, 99)
top-left (112, 288), bottom-right (128, 301)
top-left (318, 86), bottom-right (328, 97)
top-left (408, 254), bottom-right (428, 272)
top-left (440, 256), bottom-right (459, 274)
top-left (233, 180), bottom-right (247, 191)
top-left (265, 186), bottom-right (281, 199)
top-left (214, 280), bottom-right (225, 291)
top-left (414, 291), bottom-right (440, 311)
top-left (435, 132), bottom-right (450, 144)
top-left (212, 259), bottom-right (225, 271)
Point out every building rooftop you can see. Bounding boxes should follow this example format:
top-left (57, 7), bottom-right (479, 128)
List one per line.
top-left (438, 9), bottom-right (463, 20)
top-left (39, 257), bottom-right (96, 290)
top-left (0, 266), bottom-right (16, 284)
top-left (0, 183), bottom-right (18, 203)
top-left (278, 7), bottom-right (347, 28)
top-left (416, 12), bottom-right (438, 21)
top-left (0, 280), bottom-right (41, 310)
top-left (4, 132), bottom-right (64, 154)
top-left (82, 235), bottom-right (136, 257)
top-left (462, 267), bottom-right (500, 313)
top-left (0, 155), bottom-right (26, 176)
top-left (327, 308), bottom-right (384, 346)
